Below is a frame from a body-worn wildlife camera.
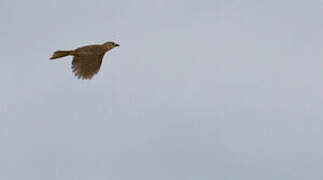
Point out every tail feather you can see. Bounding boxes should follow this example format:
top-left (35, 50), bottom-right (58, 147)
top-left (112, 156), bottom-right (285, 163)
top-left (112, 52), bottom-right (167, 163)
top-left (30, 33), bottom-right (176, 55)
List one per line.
top-left (50, 50), bottom-right (75, 60)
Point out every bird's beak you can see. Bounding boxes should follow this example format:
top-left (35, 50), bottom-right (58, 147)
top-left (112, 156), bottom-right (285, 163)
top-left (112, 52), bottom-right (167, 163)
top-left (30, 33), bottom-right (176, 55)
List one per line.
top-left (115, 44), bottom-right (120, 47)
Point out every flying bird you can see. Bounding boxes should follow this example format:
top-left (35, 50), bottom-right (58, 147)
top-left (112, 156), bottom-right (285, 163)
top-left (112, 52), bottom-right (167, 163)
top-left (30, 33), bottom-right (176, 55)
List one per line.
top-left (50, 41), bottom-right (119, 79)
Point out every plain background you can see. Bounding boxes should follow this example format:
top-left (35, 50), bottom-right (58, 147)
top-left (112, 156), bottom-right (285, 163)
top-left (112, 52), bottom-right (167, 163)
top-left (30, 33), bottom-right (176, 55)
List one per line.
top-left (1, 0), bottom-right (323, 179)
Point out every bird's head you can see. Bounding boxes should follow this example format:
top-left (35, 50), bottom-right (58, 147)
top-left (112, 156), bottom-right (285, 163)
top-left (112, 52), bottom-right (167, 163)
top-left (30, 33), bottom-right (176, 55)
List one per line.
top-left (103, 41), bottom-right (120, 51)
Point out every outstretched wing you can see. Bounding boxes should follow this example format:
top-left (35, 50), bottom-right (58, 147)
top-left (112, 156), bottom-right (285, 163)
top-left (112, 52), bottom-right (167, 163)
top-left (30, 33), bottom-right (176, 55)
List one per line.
top-left (72, 53), bottom-right (105, 79)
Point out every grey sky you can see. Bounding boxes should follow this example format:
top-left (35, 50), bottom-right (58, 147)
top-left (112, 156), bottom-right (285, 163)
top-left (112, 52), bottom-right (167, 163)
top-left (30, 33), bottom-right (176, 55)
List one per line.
top-left (1, 0), bottom-right (323, 179)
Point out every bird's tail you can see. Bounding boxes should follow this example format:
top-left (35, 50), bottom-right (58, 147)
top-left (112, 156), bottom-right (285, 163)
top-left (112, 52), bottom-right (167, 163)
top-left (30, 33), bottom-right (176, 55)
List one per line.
top-left (50, 50), bottom-right (75, 60)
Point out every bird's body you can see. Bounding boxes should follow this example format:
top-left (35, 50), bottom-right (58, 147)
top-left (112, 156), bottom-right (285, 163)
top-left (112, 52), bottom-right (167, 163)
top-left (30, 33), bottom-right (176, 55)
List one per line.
top-left (50, 41), bottom-right (119, 79)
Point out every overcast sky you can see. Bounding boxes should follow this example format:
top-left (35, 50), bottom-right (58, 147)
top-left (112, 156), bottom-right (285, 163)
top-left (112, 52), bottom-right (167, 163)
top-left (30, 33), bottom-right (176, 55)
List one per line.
top-left (1, 0), bottom-right (323, 179)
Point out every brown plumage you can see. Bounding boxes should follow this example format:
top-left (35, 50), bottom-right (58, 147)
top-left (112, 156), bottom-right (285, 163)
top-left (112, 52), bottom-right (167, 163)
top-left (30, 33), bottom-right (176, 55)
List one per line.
top-left (50, 41), bottom-right (119, 79)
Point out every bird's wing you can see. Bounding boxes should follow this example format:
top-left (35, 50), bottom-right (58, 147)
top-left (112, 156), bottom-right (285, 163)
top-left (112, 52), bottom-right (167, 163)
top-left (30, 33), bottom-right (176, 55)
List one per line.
top-left (72, 53), bottom-right (105, 79)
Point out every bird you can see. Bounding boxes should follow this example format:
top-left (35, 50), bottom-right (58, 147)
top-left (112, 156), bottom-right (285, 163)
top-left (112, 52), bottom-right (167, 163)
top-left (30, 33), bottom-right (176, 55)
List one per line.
top-left (50, 41), bottom-right (120, 79)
